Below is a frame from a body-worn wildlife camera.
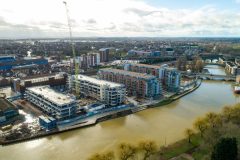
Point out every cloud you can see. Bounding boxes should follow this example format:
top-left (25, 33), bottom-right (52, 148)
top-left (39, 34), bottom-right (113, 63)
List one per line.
top-left (86, 18), bottom-right (97, 24)
top-left (0, 0), bottom-right (240, 38)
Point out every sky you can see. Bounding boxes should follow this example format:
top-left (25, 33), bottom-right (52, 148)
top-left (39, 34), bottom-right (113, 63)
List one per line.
top-left (0, 0), bottom-right (240, 38)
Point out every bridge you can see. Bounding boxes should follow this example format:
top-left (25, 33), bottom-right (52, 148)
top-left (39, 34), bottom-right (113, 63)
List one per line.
top-left (196, 73), bottom-right (236, 81)
top-left (199, 54), bottom-right (224, 63)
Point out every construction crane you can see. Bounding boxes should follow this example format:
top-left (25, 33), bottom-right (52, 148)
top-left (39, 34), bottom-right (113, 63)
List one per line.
top-left (63, 1), bottom-right (80, 97)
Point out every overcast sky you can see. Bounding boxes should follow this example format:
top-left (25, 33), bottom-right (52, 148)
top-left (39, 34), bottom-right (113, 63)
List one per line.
top-left (0, 0), bottom-right (240, 38)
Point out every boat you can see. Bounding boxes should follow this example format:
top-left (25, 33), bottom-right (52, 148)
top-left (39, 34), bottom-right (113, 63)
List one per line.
top-left (234, 86), bottom-right (240, 94)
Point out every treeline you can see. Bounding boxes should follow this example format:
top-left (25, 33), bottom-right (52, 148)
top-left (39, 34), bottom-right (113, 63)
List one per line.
top-left (88, 140), bottom-right (158, 160)
top-left (185, 104), bottom-right (240, 160)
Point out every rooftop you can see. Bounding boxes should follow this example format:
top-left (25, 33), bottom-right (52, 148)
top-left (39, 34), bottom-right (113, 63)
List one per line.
top-left (27, 86), bottom-right (75, 106)
top-left (18, 73), bottom-right (66, 85)
top-left (129, 63), bottom-right (161, 69)
top-left (100, 68), bottom-right (156, 80)
top-left (77, 75), bottom-right (124, 88)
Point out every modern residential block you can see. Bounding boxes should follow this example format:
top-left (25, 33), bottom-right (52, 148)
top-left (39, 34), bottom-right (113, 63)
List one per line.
top-left (124, 63), bottom-right (181, 92)
top-left (98, 68), bottom-right (162, 98)
top-left (99, 48), bottom-right (109, 62)
top-left (25, 86), bottom-right (77, 120)
top-left (69, 75), bottom-right (126, 106)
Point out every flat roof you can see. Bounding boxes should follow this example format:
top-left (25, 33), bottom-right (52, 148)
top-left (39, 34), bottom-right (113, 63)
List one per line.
top-left (77, 75), bottom-right (124, 88)
top-left (100, 68), bottom-right (156, 80)
top-left (19, 73), bottom-right (65, 85)
top-left (129, 63), bottom-right (161, 69)
top-left (27, 86), bottom-right (75, 106)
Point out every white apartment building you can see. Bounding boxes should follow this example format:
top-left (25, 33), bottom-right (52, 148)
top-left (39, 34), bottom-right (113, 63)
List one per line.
top-left (69, 75), bottom-right (126, 106)
top-left (25, 86), bottom-right (77, 120)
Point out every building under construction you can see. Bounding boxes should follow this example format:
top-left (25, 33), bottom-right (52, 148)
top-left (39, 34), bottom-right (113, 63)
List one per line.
top-left (25, 86), bottom-right (77, 120)
top-left (98, 68), bottom-right (161, 98)
top-left (69, 75), bottom-right (126, 106)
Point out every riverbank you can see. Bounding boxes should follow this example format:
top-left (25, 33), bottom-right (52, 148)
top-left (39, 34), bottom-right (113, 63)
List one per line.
top-left (0, 80), bottom-right (202, 146)
top-left (0, 108), bottom-right (133, 146)
top-left (156, 102), bottom-right (240, 160)
top-left (149, 79), bottom-right (202, 108)
top-left (158, 134), bottom-right (202, 160)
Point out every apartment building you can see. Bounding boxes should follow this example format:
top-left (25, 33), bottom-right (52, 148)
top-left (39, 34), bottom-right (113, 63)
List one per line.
top-left (162, 68), bottom-right (181, 92)
top-left (99, 48), bottom-right (109, 62)
top-left (25, 86), bottom-right (77, 120)
top-left (69, 75), bottom-right (126, 106)
top-left (98, 68), bottom-right (161, 98)
top-left (124, 63), bottom-right (181, 92)
top-left (76, 53), bottom-right (100, 69)
top-left (124, 63), bottom-right (164, 79)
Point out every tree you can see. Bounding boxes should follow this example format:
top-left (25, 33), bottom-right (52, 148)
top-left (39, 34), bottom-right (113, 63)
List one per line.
top-left (118, 143), bottom-right (137, 160)
top-left (194, 117), bottom-right (207, 137)
top-left (138, 140), bottom-right (158, 160)
top-left (211, 137), bottom-right (238, 160)
top-left (205, 112), bottom-right (221, 128)
top-left (176, 56), bottom-right (187, 71)
top-left (222, 106), bottom-right (233, 122)
top-left (230, 105), bottom-right (240, 125)
top-left (184, 128), bottom-right (195, 143)
top-left (88, 151), bottom-right (115, 160)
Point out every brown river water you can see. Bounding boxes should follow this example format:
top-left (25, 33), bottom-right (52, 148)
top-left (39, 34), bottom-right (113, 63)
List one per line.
top-left (0, 65), bottom-right (239, 160)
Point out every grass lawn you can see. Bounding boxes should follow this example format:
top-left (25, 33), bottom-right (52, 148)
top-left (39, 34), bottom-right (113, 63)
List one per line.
top-left (159, 134), bottom-right (202, 159)
top-left (192, 148), bottom-right (209, 160)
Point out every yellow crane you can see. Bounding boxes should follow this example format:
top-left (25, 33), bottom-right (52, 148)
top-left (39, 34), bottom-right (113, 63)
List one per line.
top-left (63, 1), bottom-right (80, 97)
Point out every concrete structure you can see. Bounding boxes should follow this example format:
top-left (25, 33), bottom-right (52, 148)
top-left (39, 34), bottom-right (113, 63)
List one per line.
top-left (70, 75), bottom-right (126, 106)
top-left (99, 48), bottom-right (109, 62)
top-left (25, 86), bottom-right (77, 120)
top-left (0, 98), bottom-right (19, 125)
top-left (39, 116), bottom-right (57, 130)
top-left (98, 68), bottom-right (161, 98)
top-left (11, 73), bottom-right (68, 93)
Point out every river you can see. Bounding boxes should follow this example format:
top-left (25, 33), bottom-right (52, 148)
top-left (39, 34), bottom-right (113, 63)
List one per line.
top-left (0, 65), bottom-right (239, 160)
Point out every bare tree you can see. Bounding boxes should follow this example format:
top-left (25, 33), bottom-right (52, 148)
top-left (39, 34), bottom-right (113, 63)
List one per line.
top-left (184, 128), bottom-right (195, 143)
top-left (138, 140), bottom-right (158, 160)
top-left (118, 143), bottom-right (137, 160)
top-left (194, 117), bottom-right (207, 137)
